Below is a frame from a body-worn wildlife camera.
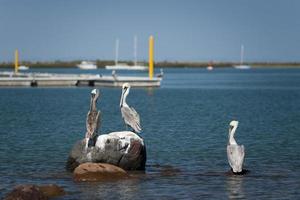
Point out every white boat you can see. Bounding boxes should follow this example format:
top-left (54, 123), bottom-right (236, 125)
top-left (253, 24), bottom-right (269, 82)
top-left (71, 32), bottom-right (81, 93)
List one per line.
top-left (77, 61), bottom-right (97, 70)
top-left (206, 61), bottom-right (214, 71)
top-left (234, 65), bottom-right (251, 70)
top-left (105, 38), bottom-right (148, 71)
top-left (106, 64), bottom-right (147, 70)
top-left (234, 45), bottom-right (251, 69)
top-left (18, 65), bottom-right (29, 70)
top-left (206, 66), bottom-right (213, 71)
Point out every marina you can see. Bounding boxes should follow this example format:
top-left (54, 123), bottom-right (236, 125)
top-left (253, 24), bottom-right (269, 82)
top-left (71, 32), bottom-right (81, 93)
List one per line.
top-left (0, 36), bottom-right (160, 88)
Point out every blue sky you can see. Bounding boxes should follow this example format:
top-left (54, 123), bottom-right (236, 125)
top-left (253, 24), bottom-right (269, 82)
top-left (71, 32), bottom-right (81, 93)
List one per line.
top-left (0, 0), bottom-right (300, 62)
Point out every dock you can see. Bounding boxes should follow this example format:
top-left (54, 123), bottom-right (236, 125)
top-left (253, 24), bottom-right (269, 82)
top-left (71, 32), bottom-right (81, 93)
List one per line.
top-left (0, 72), bottom-right (162, 87)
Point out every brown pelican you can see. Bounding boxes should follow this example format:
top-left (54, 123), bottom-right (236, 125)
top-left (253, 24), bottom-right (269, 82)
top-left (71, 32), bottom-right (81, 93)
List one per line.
top-left (112, 70), bottom-right (118, 80)
top-left (120, 83), bottom-right (142, 133)
top-left (85, 89), bottom-right (101, 149)
top-left (227, 120), bottom-right (245, 173)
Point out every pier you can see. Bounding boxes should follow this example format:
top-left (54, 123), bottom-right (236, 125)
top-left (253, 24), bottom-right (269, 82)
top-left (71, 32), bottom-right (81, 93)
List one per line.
top-left (0, 72), bottom-right (162, 87)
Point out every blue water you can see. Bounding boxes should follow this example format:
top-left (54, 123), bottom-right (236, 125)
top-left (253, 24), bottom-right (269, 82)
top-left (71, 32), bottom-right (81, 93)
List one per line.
top-left (0, 68), bottom-right (300, 199)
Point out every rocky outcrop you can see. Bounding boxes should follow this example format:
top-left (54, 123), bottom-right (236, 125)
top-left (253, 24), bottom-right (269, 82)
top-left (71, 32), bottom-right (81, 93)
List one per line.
top-left (73, 163), bottom-right (128, 182)
top-left (4, 185), bottom-right (47, 200)
top-left (66, 131), bottom-right (146, 171)
top-left (4, 184), bottom-right (65, 200)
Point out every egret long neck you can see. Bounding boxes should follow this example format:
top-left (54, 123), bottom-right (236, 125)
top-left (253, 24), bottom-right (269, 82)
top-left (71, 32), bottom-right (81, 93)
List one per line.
top-left (229, 127), bottom-right (237, 145)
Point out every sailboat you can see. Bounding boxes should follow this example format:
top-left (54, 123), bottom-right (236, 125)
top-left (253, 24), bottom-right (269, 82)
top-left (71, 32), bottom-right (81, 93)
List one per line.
top-left (105, 37), bottom-right (148, 70)
top-left (234, 45), bottom-right (251, 69)
top-left (131, 35), bottom-right (148, 70)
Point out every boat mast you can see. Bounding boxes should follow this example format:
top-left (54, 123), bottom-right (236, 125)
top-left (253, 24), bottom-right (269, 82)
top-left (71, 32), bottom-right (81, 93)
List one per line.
top-left (240, 44), bottom-right (244, 65)
top-left (134, 35), bottom-right (137, 66)
top-left (115, 38), bottom-right (119, 65)
top-left (15, 49), bottom-right (19, 73)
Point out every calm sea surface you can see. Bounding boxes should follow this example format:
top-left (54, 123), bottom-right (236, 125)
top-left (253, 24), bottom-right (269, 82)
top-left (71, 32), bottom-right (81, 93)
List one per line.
top-left (0, 68), bottom-right (299, 199)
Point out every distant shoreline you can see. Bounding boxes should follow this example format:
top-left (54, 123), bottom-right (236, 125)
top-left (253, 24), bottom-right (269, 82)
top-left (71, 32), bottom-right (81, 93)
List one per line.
top-left (1, 60), bottom-right (300, 68)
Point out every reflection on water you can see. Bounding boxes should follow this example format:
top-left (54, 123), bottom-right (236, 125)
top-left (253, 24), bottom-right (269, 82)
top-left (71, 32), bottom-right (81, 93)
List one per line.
top-left (146, 87), bottom-right (154, 96)
top-left (76, 179), bottom-right (141, 200)
top-left (226, 176), bottom-right (245, 199)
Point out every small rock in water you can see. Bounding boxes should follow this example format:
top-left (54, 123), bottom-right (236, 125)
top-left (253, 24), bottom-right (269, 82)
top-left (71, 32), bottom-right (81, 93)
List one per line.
top-left (4, 184), bottom-right (65, 200)
top-left (66, 131), bottom-right (146, 171)
top-left (73, 162), bottom-right (128, 182)
top-left (38, 184), bottom-right (66, 198)
top-left (4, 185), bottom-right (47, 200)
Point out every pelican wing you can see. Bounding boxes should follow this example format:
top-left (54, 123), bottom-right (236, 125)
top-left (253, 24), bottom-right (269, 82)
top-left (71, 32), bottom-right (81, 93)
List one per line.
top-left (121, 106), bottom-right (142, 133)
top-left (95, 111), bottom-right (101, 133)
top-left (227, 144), bottom-right (245, 173)
top-left (86, 110), bottom-right (101, 138)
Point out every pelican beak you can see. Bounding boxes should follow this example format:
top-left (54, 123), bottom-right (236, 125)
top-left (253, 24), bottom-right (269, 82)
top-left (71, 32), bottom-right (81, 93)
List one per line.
top-left (91, 89), bottom-right (98, 98)
top-left (122, 87), bottom-right (128, 95)
top-left (120, 87), bottom-right (128, 107)
top-left (229, 125), bottom-right (234, 133)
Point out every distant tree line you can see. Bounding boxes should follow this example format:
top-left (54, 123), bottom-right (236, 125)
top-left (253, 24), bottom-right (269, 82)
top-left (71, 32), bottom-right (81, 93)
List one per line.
top-left (1, 60), bottom-right (300, 68)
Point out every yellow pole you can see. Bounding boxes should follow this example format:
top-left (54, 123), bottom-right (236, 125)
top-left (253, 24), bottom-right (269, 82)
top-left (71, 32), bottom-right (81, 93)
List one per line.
top-left (149, 35), bottom-right (154, 79)
top-left (15, 49), bottom-right (19, 73)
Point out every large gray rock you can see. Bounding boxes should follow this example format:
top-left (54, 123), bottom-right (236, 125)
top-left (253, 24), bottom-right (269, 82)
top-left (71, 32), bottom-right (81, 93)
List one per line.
top-left (66, 131), bottom-right (146, 171)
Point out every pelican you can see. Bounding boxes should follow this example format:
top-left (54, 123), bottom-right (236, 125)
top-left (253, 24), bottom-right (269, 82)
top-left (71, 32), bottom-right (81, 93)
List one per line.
top-left (227, 120), bottom-right (245, 173)
top-left (120, 83), bottom-right (142, 133)
top-left (156, 68), bottom-right (164, 78)
top-left (85, 89), bottom-right (101, 150)
top-left (112, 70), bottom-right (118, 80)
